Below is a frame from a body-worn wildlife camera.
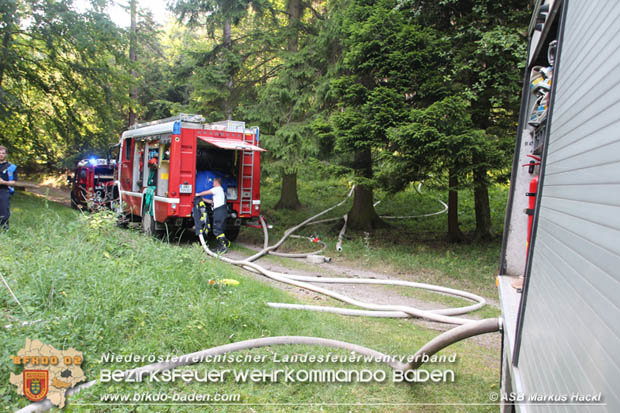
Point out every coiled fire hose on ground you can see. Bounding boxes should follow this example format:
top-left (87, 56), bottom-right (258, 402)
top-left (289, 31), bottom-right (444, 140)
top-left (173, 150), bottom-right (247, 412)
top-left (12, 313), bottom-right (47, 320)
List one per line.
top-left (309, 182), bottom-right (448, 252)
top-left (18, 185), bottom-right (501, 413)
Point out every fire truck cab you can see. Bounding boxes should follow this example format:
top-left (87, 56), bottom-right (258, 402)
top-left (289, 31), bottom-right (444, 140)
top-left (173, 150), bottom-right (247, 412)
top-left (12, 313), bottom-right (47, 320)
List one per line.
top-left (115, 114), bottom-right (264, 239)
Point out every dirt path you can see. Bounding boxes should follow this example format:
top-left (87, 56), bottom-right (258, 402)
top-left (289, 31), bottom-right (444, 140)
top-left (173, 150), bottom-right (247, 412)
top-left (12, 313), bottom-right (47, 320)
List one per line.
top-left (230, 244), bottom-right (460, 312)
top-left (21, 181), bottom-right (71, 206)
top-left (227, 243), bottom-right (501, 350)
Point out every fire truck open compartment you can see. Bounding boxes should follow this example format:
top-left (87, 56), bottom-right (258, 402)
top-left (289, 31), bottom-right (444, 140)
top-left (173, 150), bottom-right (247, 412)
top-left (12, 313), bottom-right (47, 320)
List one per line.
top-left (196, 142), bottom-right (237, 174)
top-left (195, 140), bottom-right (239, 199)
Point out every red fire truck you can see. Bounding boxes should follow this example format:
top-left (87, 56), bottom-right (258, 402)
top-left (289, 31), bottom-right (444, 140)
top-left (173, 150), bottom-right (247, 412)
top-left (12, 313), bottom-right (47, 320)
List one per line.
top-left (115, 114), bottom-right (264, 240)
top-left (69, 158), bottom-right (116, 210)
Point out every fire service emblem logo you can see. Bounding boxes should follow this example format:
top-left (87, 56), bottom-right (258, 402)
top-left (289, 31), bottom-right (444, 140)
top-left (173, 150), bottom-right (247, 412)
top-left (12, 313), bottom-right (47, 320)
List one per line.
top-left (23, 370), bottom-right (49, 402)
top-left (10, 339), bottom-right (86, 408)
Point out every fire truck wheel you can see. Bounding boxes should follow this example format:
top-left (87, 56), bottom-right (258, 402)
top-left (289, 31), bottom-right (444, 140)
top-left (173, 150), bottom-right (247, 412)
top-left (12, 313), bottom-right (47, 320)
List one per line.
top-left (117, 216), bottom-right (129, 228)
top-left (70, 194), bottom-right (79, 210)
top-left (225, 225), bottom-right (240, 242)
top-left (142, 211), bottom-right (163, 238)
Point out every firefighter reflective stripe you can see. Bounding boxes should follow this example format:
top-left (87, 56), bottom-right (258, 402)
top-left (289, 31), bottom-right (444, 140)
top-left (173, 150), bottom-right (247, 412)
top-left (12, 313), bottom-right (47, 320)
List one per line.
top-left (192, 197), bottom-right (211, 236)
top-left (217, 233), bottom-right (231, 248)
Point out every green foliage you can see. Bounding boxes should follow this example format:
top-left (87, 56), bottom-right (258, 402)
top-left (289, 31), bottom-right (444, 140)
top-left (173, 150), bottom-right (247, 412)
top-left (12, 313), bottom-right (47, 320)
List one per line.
top-left (128, 9), bottom-right (185, 121)
top-left (0, 0), bottom-right (131, 169)
top-left (240, 0), bottom-right (328, 177)
top-left (327, 0), bottom-right (451, 187)
top-left (342, 1), bottom-right (450, 102)
top-left (132, 20), bottom-right (199, 121)
top-left (316, 0), bottom-right (530, 233)
top-left (406, 0), bottom-right (531, 163)
top-left (261, 122), bottom-right (319, 175)
top-left (171, 0), bottom-right (269, 30)
top-left (79, 209), bottom-right (118, 235)
top-left (381, 96), bottom-right (477, 191)
top-left (168, 0), bottom-right (278, 120)
top-left (0, 0), bottom-right (531, 234)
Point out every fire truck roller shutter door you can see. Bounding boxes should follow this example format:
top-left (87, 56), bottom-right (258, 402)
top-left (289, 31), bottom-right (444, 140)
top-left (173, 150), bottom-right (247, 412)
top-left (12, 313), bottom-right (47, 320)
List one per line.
top-left (196, 136), bottom-right (265, 152)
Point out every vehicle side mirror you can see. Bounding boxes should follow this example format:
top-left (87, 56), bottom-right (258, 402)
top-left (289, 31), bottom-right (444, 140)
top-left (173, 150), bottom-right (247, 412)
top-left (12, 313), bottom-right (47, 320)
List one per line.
top-left (67, 175), bottom-right (74, 184)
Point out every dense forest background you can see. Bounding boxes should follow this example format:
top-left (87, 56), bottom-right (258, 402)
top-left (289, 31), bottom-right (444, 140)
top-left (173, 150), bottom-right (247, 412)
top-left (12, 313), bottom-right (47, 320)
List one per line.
top-left (0, 0), bottom-right (533, 239)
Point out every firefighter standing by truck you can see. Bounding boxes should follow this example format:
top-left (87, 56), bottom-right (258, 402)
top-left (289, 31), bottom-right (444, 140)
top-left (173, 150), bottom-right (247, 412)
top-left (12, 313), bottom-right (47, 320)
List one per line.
top-left (195, 177), bottom-right (231, 254)
top-left (0, 145), bottom-right (17, 230)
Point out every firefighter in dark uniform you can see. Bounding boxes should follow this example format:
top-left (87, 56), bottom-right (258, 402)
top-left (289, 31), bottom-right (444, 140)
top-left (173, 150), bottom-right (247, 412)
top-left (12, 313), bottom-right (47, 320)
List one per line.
top-left (0, 145), bottom-right (17, 229)
top-left (195, 177), bottom-right (230, 253)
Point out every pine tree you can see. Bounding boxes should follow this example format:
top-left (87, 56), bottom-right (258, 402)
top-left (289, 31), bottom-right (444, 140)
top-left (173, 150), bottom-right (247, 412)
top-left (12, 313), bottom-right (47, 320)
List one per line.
top-left (328, 0), bottom-right (448, 230)
top-left (403, 0), bottom-right (531, 240)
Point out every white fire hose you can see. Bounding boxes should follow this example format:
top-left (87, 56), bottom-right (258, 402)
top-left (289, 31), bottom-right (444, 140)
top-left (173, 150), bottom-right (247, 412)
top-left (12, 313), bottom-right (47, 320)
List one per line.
top-left (308, 182), bottom-right (448, 252)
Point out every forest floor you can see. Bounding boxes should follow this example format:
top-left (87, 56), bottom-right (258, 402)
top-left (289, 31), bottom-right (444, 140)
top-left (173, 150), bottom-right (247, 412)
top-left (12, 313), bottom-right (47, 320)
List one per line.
top-left (19, 174), bottom-right (71, 206)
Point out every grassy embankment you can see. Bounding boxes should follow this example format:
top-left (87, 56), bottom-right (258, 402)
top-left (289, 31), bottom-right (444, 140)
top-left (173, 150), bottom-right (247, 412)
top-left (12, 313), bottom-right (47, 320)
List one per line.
top-left (1, 186), bottom-right (503, 412)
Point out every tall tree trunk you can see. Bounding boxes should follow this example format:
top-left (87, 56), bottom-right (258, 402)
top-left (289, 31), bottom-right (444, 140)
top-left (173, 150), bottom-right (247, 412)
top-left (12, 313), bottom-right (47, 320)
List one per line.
top-left (471, 105), bottom-right (494, 241)
top-left (128, 0), bottom-right (138, 126)
top-left (347, 185), bottom-right (386, 231)
top-left (447, 168), bottom-right (466, 242)
top-left (223, 19), bottom-right (233, 120)
top-left (0, 22), bottom-right (13, 87)
top-left (472, 157), bottom-right (493, 241)
top-left (274, 0), bottom-right (304, 210)
top-left (287, 0), bottom-right (301, 52)
top-left (274, 173), bottom-right (302, 209)
top-left (347, 148), bottom-right (387, 231)
top-left (0, 1), bottom-right (17, 88)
